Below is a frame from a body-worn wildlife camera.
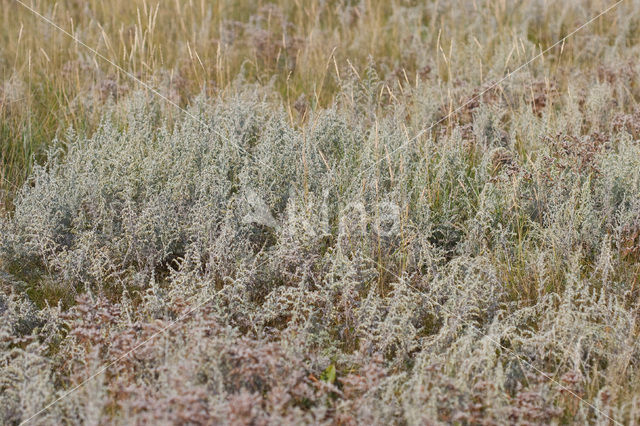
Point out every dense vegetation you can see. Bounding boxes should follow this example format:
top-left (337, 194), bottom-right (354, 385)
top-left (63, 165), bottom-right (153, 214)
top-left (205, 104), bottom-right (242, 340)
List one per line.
top-left (2, 0), bottom-right (640, 424)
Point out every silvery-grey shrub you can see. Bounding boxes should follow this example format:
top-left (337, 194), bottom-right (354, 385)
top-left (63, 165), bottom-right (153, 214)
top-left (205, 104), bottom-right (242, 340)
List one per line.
top-left (3, 36), bottom-right (640, 422)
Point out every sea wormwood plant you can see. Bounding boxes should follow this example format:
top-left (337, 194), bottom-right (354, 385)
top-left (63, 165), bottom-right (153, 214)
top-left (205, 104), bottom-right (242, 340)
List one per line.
top-left (3, 16), bottom-right (640, 422)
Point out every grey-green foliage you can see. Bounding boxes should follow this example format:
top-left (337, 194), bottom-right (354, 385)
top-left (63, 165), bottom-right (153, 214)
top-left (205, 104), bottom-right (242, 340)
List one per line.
top-left (0, 87), bottom-right (427, 293)
top-left (3, 65), bottom-right (640, 423)
top-left (3, 92), bottom-right (287, 290)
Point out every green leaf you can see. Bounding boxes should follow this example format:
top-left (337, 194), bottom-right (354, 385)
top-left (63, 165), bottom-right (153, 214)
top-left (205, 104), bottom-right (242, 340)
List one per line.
top-left (320, 364), bottom-right (336, 384)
